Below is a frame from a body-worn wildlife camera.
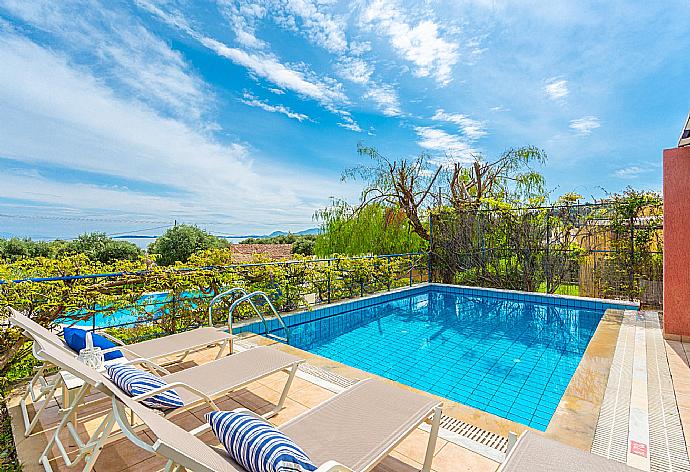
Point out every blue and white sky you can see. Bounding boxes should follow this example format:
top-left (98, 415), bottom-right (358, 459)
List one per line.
top-left (0, 0), bottom-right (688, 239)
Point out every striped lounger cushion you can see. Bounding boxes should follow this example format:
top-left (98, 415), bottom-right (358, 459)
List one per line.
top-left (207, 411), bottom-right (317, 472)
top-left (106, 364), bottom-right (183, 410)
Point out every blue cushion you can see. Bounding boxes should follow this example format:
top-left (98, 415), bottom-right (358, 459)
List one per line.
top-left (207, 411), bottom-right (317, 472)
top-left (105, 364), bottom-right (183, 410)
top-left (63, 328), bottom-right (123, 361)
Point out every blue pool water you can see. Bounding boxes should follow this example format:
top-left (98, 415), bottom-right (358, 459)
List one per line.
top-left (64, 292), bottom-right (192, 328)
top-left (285, 290), bottom-right (604, 431)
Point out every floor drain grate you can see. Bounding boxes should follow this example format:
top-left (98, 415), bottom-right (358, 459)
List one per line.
top-left (439, 415), bottom-right (509, 453)
top-left (591, 310), bottom-right (690, 471)
top-left (591, 310), bottom-right (636, 463)
top-left (645, 312), bottom-right (690, 472)
top-left (298, 364), bottom-right (358, 389)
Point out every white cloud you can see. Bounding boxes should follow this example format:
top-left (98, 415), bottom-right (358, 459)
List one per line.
top-left (613, 166), bottom-right (647, 179)
top-left (0, 31), bottom-right (347, 227)
top-left (273, 0), bottom-right (348, 53)
top-left (414, 127), bottom-right (477, 164)
top-left (360, 0), bottom-right (459, 85)
top-left (337, 114), bottom-right (363, 132)
top-left (240, 92), bottom-right (311, 121)
top-left (335, 56), bottom-right (374, 84)
top-left (569, 116), bottom-right (601, 135)
top-left (363, 84), bottom-right (402, 116)
top-left (0, 0), bottom-right (209, 122)
top-left (432, 109), bottom-right (487, 139)
top-left (136, 0), bottom-right (349, 110)
top-left (544, 78), bottom-right (569, 100)
top-left (218, 1), bottom-right (267, 49)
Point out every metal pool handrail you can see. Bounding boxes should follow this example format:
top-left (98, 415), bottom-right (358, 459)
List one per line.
top-left (227, 291), bottom-right (290, 344)
top-left (208, 287), bottom-right (257, 326)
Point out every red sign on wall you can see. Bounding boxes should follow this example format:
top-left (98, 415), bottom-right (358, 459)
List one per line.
top-left (630, 441), bottom-right (648, 458)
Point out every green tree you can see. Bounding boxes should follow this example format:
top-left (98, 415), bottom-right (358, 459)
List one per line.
top-left (291, 237), bottom-right (315, 255)
top-left (0, 238), bottom-right (65, 262)
top-left (343, 144), bottom-right (547, 241)
top-left (148, 225), bottom-right (227, 266)
top-left (66, 232), bottom-right (142, 263)
top-left (315, 201), bottom-right (425, 256)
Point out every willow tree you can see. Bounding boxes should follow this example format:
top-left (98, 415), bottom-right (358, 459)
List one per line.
top-left (313, 200), bottom-right (425, 256)
top-left (343, 144), bottom-right (548, 241)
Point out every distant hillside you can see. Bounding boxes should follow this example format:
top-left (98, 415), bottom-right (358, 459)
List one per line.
top-left (266, 228), bottom-right (320, 238)
top-left (112, 227), bottom-right (321, 241)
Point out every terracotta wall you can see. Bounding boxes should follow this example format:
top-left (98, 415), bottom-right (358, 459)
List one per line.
top-left (663, 146), bottom-right (690, 338)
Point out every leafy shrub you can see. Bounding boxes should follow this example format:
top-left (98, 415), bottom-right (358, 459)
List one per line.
top-left (148, 225), bottom-right (227, 266)
top-left (0, 237), bottom-right (67, 262)
top-left (0, 233), bottom-right (141, 264)
top-left (66, 233), bottom-right (142, 263)
top-left (291, 238), bottom-right (315, 255)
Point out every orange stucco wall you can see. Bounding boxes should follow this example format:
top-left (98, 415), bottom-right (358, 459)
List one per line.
top-left (663, 146), bottom-right (690, 337)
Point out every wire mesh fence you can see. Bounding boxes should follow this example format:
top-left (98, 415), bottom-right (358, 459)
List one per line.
top-left (430, 202), bottom-right (663, 307)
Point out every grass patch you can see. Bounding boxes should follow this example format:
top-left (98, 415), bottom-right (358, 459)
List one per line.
top-left (536, 282), bottom-right (580, 296)
top-left (0, 396), bottom-right (21, 471)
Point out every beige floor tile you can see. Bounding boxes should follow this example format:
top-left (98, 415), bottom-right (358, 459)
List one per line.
top-left (93, 434), bottom-right (156, 472)
top-left (241, 384), bottom-right (285, 405)
top-left (97, 455), bottom-right (168, 472)
top-left (263, 376), bottom-right (316, 394)
top-left (393, 428), bottom-right (447, 463)
top-left (290, 384), bottom-right (335, 408)
top-left (371, 454), bottom-right (425, 472)
top-left (676, 392), bottom-right (690, 409)
top-left (267, 399), bottom-right (309, 426)
top-left (431, 443), bottom-right (499, 472)
top-left (170, 410), bottom-right (206, 432)
top-left (213, 395), bottom-right (244, 412)
top-left (233, 388), bottom-right (274, 412)
top-left (389, 450), bottom-right (424, 468)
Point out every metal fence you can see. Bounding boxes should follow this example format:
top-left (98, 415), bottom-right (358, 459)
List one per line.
top-left (21, 252), bottom-right (430, 334)
top-left (429, 202), bottom-right (663, 307)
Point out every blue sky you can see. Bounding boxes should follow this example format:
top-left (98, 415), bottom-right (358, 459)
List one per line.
top-left (0, 0), bottom-right (688, 239)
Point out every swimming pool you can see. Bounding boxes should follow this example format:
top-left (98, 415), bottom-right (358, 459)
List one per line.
top-left (235, 284), bottom-right (636, 431)
top-left (64, 291), bottom-right (197, 328)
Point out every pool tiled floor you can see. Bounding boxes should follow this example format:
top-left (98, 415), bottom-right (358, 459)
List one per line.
top-left (289, 292), bottom-right (603, 432)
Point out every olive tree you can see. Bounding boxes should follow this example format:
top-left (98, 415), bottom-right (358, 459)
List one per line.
top-left (148, 225), bottom-right (227, 266)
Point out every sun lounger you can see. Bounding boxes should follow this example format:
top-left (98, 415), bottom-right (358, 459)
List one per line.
top-left (32, 338), bottom-right (304, 472)
top-left (9, 307), bottom-right (231, 434)
top-left (111, 377), bottom-right (442, 472)
top-left (499, 430), bottom-right (639, 471)
top-left (9, 307), bottom-right (232, 364)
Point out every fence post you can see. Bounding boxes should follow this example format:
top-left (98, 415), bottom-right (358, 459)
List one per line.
top-left (545, 208), bottom-right (551, 294)
top-left (387, 255), bottom-right (392, 291)
top-left (327, 259), bottom-right (331, 304)
top-left (629, 215), bottom-right (635, 300)
top-left (171, 292), bottom-right (177, 333)
top-left (409, 254), bottom-right (413, 287)
top-left (428, 214), bottom-right (433, 283)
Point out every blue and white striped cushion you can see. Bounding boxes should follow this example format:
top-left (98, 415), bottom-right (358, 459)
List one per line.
top-left (207, 411), bottom-right (317, 472)
top-left (106, 364), bottom-right (183, 410)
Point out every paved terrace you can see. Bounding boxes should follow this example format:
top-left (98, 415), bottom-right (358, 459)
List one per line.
top-left (7, 309), bottom-right (690, 472)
